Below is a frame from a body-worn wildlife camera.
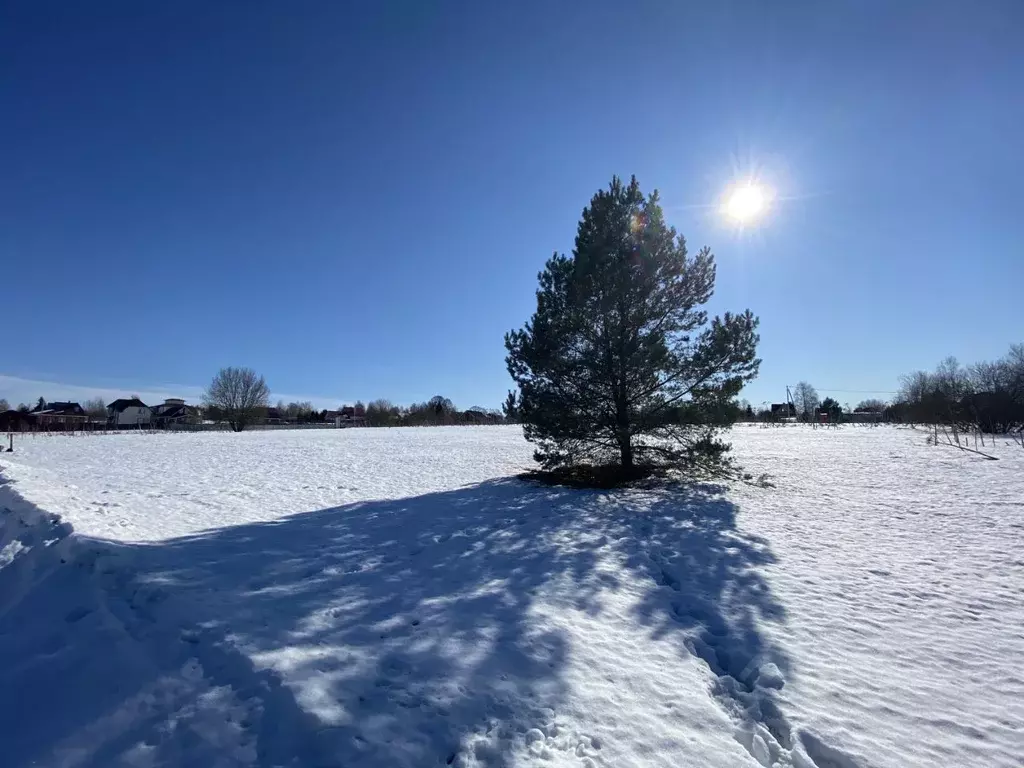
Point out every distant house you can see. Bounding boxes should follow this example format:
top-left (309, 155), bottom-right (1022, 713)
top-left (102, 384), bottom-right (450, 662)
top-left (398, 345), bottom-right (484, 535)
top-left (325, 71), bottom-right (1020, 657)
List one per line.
top-left (107, 397), bottom-right (152, 428)
top-left (462, 408), bottom-right (500, 424)
top-left (329, 405), bottom-right (366, 427)
top-left (151, 398), bottom-right (201, 428)
top-left (30, 401), bottom-right (87, 429)
top-left (0, 410), bottom-right (37, 432)
top-left (770, 403), bottom-right (796, 420)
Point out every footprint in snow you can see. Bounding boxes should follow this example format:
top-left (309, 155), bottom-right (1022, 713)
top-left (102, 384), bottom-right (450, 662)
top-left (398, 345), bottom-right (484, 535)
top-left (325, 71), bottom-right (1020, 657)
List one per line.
top-left (799, 731), bottom-right (862, 768)
top-left (657, 568), bottom-right (681, 590)
top-left (65, 606), bottom-right (92, 623)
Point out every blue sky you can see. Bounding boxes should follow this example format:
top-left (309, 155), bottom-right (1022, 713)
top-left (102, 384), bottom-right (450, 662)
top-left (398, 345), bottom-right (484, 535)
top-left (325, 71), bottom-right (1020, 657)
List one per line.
top-left (3, 1), bottom-right (1022, 411)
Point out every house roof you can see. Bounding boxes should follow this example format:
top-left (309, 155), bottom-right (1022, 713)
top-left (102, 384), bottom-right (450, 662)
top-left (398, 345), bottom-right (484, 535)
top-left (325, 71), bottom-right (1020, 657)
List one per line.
top-left (31, 401), bottom-right (84, 415)
top-left (156, 404), bottom-right (198, 419)
top-left (108, 398), bottom-right (149, 411)
top-left (153, 403), bottom-right (190, 415)
top-left (152, 401), bottom-right (193, 415)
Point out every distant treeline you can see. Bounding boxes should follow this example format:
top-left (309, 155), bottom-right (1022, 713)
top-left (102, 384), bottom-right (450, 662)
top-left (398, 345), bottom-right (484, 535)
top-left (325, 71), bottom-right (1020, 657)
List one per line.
top-left (364, 396), bottom-right (506, 427)
top-left (890, 343), bottom-right (1023, 433)
top-left (201, 395), bottom-right (511, 428)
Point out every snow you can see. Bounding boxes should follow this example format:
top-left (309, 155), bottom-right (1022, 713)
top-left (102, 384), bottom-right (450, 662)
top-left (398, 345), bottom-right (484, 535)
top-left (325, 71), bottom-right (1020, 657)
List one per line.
top-left (0, 428), bottom-right (535, 542)
top-left (1, 425), bottom-right (1022, 767)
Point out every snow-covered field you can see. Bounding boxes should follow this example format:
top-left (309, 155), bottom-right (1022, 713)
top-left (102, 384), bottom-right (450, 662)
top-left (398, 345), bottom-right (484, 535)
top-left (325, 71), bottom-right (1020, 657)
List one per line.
top-left (1, 425), bottom-right (1021, 768)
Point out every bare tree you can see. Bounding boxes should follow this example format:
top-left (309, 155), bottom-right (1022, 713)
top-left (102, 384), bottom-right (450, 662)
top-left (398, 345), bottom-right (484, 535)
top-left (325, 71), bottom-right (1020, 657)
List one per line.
top-left (0, 398), bottom-right (9, 412)
top-left (281, 400), bottom-right (314, 421)
top-left (791, 381), bottom-right (819, 421)
top-left (996, 344), bottom-right (1023, 400)
top-left (933, 356), bottom-right (971, 400)
top-left (427, 395), bottom-right (456, 424)
top-left (898, 370), bottom-right (932, 406)
top-left (893, 344), bottom-right (1024, 429)
top-left (965, 344), bottom-right (1024, 433)
top-left (83, 397), bottom-right (107, 418)
top-left (365, 398), bottom-right (399, 427)
top-left (855, 398), bottom-right (886, 413)
top-left (204, 367), bottom-right (270, 432)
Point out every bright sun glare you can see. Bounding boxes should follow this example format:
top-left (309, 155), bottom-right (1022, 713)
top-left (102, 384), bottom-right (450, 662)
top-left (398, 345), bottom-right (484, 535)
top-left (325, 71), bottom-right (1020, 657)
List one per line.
top-left (724, 183), bottom-right (768, 225)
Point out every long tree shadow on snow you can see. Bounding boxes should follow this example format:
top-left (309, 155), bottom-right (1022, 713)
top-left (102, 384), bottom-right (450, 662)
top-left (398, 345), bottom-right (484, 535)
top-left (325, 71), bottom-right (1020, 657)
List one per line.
top-left (129, 479), bottom-right (596, 767)
top-left (1, 476), bottom-right (790, 767)
top-left (617, 486), bottom-right (795, 760)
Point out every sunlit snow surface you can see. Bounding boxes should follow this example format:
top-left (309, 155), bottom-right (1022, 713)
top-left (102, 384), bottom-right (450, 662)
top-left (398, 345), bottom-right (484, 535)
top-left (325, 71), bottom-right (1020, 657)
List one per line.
top-left (1, 425), bottom-right (1021, 767)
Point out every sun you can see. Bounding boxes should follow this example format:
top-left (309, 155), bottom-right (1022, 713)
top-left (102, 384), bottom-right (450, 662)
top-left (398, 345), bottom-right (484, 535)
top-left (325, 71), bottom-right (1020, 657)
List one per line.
top-left (723, 182), bottom-right (769, 225)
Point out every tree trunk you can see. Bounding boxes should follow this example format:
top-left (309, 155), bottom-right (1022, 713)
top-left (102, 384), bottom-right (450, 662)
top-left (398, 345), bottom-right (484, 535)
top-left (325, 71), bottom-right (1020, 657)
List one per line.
top-left (618, 433), bottom-right (633, 468)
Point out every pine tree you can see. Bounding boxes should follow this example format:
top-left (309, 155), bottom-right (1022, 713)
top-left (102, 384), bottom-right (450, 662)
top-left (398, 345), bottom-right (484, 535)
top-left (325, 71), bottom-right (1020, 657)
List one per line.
top-left (505, 176), bottom-right (760, 477)
top-left (502, 390), bottom-right (519, 423)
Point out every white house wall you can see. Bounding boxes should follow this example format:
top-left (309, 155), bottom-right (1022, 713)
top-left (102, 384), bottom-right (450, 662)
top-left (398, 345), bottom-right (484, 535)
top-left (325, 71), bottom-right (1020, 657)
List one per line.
top-left (114, 406), bottom-right (152, 426)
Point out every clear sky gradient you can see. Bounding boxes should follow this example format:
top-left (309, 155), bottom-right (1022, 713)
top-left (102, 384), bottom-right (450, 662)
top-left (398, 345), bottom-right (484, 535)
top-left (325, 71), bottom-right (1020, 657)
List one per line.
top-left (3, 1), bottom-right (1022, 410)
